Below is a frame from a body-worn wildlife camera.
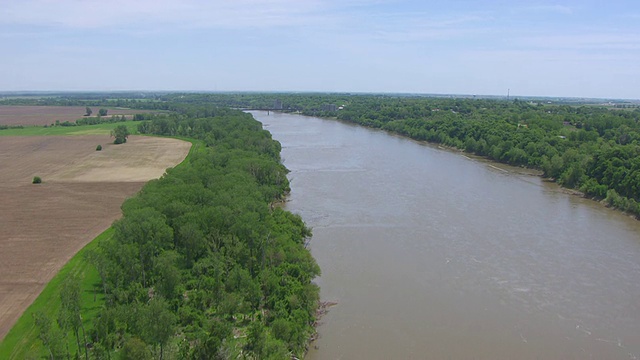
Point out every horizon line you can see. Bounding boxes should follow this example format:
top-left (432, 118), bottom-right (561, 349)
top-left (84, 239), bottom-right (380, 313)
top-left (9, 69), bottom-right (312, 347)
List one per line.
top-left (0, 90), bottom-right (638, 102)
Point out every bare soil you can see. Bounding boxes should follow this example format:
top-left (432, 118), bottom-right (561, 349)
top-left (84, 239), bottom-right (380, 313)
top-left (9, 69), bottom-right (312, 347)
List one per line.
top-left (0, 135), bottom-right (190, 340)
top-left (0, 106), bottom-right (155, 126)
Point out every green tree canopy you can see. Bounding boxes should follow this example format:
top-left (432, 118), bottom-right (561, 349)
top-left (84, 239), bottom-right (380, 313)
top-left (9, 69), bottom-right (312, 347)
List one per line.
top-left (111, 124), bottom-right (130, 144)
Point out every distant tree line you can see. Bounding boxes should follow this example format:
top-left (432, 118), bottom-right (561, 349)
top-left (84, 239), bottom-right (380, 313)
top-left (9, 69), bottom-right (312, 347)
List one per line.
top-left (329, 97), bottom-right (640, 216)
top-left (7, 92), bottom-right (640, 217)
top-left (0, 124), bottom-right (24, 130)
top-left (75, 113), bottom-right (154, 126)
top-left (152, 93), bottom-right (640, 217)
top-left (6, 93), bottom-right (640, 216)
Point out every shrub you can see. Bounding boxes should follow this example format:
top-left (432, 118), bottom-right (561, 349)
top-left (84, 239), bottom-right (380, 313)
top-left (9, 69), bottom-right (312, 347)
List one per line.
top-left (32, 176), bottom-right (42, 184)
top-left (96, 144), bottom-right (102, 151)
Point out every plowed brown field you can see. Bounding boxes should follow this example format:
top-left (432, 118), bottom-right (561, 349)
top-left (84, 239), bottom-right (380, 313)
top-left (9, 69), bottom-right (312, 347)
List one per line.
top-left (0, 135), bottom-right (191, 340)
top-left (0, 106), bottom-right (154, 126)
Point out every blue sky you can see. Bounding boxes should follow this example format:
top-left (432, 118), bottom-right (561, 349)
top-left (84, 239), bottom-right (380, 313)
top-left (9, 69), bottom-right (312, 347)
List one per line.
top-left (1, 0), bottom-right (639, 99)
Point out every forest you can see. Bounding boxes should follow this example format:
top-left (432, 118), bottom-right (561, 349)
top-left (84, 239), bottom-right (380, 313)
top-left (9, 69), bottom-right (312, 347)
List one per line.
top-left (32, 109), bottom-right (320, 359)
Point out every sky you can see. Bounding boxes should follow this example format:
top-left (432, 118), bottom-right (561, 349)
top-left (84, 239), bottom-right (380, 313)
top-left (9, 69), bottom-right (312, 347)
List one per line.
top-left (1, 0), bottom-right (639, 99)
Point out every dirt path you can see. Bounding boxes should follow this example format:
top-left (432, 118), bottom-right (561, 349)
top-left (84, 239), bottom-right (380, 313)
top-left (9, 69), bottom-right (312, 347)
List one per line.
top-left (0, 135), bottom-right (191, 340)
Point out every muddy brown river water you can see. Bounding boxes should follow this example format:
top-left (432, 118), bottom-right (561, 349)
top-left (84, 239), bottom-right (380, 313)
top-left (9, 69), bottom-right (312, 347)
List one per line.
top-left (252, 111), bottom-right (640, 360)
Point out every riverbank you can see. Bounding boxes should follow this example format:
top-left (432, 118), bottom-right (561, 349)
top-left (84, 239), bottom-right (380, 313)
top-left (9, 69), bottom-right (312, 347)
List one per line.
top-left (258, 109), bottom-right (640, 359)
top-left (275, 109), bottom-right (639, 220)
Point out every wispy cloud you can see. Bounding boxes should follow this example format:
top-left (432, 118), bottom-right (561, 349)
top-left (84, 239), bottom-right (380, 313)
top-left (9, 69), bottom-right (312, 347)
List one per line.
top-left (519, 33), bottom-right (640, 51)
top-left (1, 0), bottom-right (330, 30)
top-left (372, 26), bottom-right (492, 43)
top-left (355, 12), bottom-right (495, 43)
top-left (514, 4), bottom-right (573, 15)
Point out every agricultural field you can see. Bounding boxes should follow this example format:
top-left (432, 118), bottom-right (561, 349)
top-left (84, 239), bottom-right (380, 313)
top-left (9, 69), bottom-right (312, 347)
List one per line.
top-left (0, 134), bottom-right (191, 340)
top-left (0, 106), bottom-right (153, 126)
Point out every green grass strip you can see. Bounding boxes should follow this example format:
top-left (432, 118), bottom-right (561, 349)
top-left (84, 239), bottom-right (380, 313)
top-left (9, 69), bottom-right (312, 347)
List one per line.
top-left (0, 121), bottom-right (139, 137)
top-left (0, 229), bottom-right (111, 360)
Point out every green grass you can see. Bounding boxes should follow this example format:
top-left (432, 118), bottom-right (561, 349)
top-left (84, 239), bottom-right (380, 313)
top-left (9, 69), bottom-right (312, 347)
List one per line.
top-left (172, 136), bottom-right (204, 162)
top-left (0, 229), bottom-right (112, 360)
top-left (0, 121), bottom-right (139, 137)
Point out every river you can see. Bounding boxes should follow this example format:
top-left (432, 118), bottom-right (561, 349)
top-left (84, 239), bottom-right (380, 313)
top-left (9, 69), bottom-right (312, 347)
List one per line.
top-left (251, 111), bottom-right (640, 360)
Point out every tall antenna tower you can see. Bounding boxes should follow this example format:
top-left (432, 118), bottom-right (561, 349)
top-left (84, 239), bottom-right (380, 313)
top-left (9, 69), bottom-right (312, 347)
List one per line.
top-left (507, 88), bottom-right (510, 101)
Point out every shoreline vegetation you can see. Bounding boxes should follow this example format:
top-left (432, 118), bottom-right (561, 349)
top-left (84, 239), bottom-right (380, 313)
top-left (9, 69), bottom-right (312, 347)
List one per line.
top-left (304, 99), bottom-right (640, 219)
top-left (0, 104), bottom-right (320, 359)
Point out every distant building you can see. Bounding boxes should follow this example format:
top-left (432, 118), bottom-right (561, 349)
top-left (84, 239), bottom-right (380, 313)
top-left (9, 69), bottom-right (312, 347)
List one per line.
top-left (273, 99), bottom-right (283, 110)
top-left (322, 104), bottom-right (337, 112)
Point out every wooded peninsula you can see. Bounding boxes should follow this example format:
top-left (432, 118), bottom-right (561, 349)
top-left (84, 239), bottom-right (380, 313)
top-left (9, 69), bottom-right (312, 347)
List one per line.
top-left (0, 102), bottom-right (319, 359)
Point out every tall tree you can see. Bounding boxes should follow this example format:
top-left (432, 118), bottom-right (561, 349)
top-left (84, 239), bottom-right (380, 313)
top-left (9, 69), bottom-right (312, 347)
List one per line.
top-left (34, 311), bottom-right (66, 360)
top-left (59, 275), bottom-right (89, 360)
top-left (120, 337), bottom-right (152, 360)
top-left (111, 125), bottom-right (130, 144)
top-left (140, 298), bottom-right (176, 360)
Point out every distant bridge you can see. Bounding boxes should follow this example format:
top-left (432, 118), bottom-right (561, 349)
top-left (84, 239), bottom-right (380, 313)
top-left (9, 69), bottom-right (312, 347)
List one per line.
top-left (235, 108), bottom-right (289, 113)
